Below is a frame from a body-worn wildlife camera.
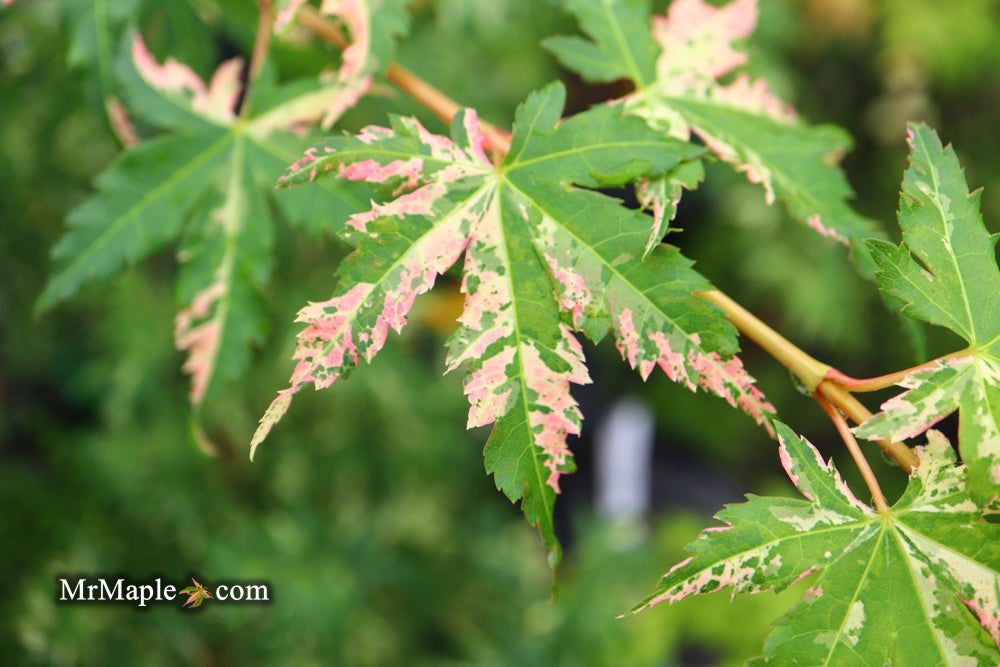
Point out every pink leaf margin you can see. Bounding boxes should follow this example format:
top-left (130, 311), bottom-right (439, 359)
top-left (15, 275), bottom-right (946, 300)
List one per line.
top-left (131, 33), bottom-right (242, 124)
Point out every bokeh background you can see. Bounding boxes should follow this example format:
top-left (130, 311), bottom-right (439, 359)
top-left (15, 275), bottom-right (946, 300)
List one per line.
top-left (2, 0), bottom-right (999, 664)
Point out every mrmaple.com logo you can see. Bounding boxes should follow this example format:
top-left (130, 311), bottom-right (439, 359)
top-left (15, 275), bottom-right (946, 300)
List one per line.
top-left (57, 577), bottom-right (270, 608)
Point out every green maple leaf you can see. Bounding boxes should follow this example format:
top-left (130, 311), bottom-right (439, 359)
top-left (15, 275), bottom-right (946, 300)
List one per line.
top-left (855, 123), bottom-right (1000, 508)
top-left (631, 422), bottom-right (1000, 665)
top-left (545, 0), bottom-right (878, 266)
top-left (253, 81), bottom-right (777, 558)
top-left (35, 1), bottom-right (414, 404)
top-left (179, 578), bottom-right (213, 608)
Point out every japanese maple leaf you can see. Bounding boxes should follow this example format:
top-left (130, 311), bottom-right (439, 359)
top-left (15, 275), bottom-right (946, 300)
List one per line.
top-left (545, 0), bottom-right (877, 264)
top-left (35, 7), bottom-right (411, 404)
top-left (253, 81), bottom-right (776, 557)
top-left (179, 578), bottom-right (213, 608)
top-left (631, 422), bottom-right (1000, 665)
top-left (854, 123), bottom-right (1000, 508)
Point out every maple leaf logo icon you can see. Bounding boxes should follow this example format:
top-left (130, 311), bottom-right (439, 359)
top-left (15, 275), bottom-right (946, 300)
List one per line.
top-left (178, 578), bottom-right (213, 608)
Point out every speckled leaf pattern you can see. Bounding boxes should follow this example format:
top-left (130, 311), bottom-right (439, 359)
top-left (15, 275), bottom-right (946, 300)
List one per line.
top-left (38, 31), bottom-right (370, 405)
top-left (548, 0), bottom-right (877, 259)
top-left (632, 422), bottom-right (1000, 665)
top-left (857, 124), bottom-right (1000, 505)
top-left (258, 81), bottom-right (774, 555)
top-left (856, 123), bottom-right (1000, 508)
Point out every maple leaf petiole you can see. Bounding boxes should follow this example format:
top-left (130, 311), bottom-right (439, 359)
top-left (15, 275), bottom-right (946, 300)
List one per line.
top-left (816, 395), bottom-right (890, 513)
top-left (248, 0), bottom-right (275, 82)
top-left (816, 382), bottom-right (918, 472)
top-left (824, 348), bottom-right (973, 392)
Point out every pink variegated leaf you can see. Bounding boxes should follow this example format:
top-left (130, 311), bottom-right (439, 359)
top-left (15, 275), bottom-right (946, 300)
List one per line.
top-left (631, 423), bottom-right (1000, 665)
top-left (258, 82), bottom-right (750, 558)
top-left (126, 32), bottom-right (242, 129)
top-left (548, 0), bottom-right (878, 261)
top-left (252, 109), bottom-right (494, 456)
top-left (508, 88), bottom-right (774, 435)
top-left (41, 29), bottom-right (367, 407)
top-left (858, 124), bottom-right (1000, 508)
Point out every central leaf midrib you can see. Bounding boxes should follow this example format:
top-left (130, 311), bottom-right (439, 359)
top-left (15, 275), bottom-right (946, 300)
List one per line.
top-left (820, 527), bottom-right (886, 666)
top-left (600, 0), bottom-right (645, 88)
top-left (505, 139), bottom-right (683, 172)
top-left (915, 136), bottom-right (978, 344)
top-left (201, 135), bottom-right (248, 401)
top-left (888, 522), bottom-right (951, 662)
top-left (493, 187), bottom-right (556, 538)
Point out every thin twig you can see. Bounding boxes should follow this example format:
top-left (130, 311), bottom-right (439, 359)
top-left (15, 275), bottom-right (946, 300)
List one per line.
top-left (297, 4), bottom-right (349, 48)
top-left (249, 0), bottom-right (274, 79)
top-left (817, 396), bottom-right (891, 513)
top-left (240, 0), bottom-right (274, 120)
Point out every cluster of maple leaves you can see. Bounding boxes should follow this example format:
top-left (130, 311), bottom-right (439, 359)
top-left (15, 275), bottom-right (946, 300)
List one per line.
top-left (32, 0), bottom-right (998, 662)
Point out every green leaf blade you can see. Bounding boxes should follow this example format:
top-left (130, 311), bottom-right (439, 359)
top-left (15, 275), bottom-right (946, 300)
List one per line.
top-left (118, 30), bottom-right (237, 133)
top-left (260, 83), bottom-right (770, 556)
top-left (859, 124), bottom-right (1000, 507)
top-left (174, 137), bottom-right (274, 405)
top-left (543, 0), bottom-right (657, 87)
top-left (553, 0), bottom-right (878, 257)
top-left (869, 123), bottom-right (1000, 344)
top-left (633, 425), bottom-right (1000, 664)
top-left (38, 130), bottom-right (231, 311)
top-left (253, 111), bottom-right (495, 455)
top-left (503, 84), bottom-right (774, 434)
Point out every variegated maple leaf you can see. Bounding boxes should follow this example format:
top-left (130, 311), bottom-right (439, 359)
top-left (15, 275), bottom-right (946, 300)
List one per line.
top-left (546, 0), bottom-right (877, 263)
top-left (631, 422), bottom-right (1000, 665)
top-left (35, 21), bottom-right (403, 404)
top-left (179, 578), bottom-right (213, 608)
top-left (254, 81), bottom-right (777, 556)
top-left (855, 123), bottom-right (1000, 508)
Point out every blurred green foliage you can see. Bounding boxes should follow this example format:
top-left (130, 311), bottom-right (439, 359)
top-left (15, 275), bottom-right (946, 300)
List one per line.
top-left (2, 0), bottom-right (998, 664)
